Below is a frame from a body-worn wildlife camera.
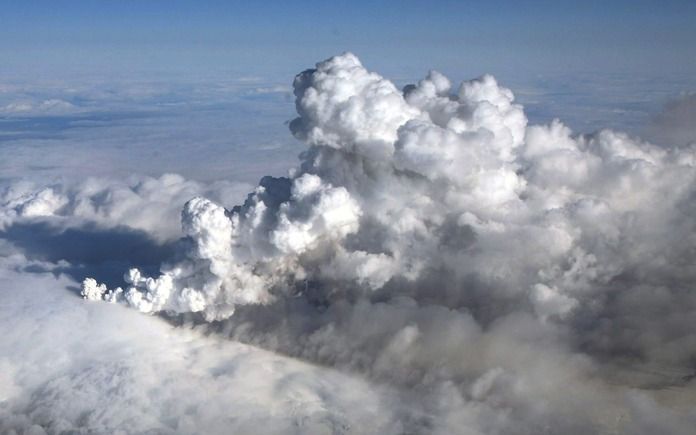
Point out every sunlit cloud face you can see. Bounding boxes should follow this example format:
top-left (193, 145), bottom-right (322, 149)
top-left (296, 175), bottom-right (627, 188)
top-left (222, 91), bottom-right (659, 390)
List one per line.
top-left (2, 53), bottom-right (696, 434)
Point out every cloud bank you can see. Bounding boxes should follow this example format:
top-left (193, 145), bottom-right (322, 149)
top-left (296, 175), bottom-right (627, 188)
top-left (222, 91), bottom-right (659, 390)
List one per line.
top-left (2, 53), bottom-right (695, 434)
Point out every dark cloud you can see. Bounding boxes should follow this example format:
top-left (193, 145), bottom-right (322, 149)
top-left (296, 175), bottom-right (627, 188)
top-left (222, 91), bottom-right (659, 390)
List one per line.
top-left (646, 93), bottom-right (696, 147)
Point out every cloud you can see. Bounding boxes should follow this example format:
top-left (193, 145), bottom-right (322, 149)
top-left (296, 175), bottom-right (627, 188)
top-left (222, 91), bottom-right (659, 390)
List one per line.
top-left (247, 85), bottom-right (292, 95)
top-left (1, 173), bottom-right (252, 241)
top-left (646, 93), bottom-right (696, 147)
top-left (2, 53), bottom-right (696, 433)
top-left (0, 255), bottom-right (403, 435)
top-left (0, 174), bottom-right (251, 291)
top-left (0, 99), bottom-right (77, 115)
top-left (0, 78), bottom-right (301, 184)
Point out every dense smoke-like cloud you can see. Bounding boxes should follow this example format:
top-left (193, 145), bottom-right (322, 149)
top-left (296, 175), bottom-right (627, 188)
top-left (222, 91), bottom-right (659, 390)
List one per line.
top-left (2, 53), bottom-right (695, 433)
top-left (646, 93), bottom-right (696, 148)
top-left (86, 53), bottom-right (695, 340)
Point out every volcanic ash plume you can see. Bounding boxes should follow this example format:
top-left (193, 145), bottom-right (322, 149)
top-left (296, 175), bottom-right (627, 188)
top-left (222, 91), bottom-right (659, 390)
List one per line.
top-left (87, 53), bottom-right (696, 372)
top-left (71, 52), bottom-right (696, 434)
top-left (84, 52), bottom-right (695, 326)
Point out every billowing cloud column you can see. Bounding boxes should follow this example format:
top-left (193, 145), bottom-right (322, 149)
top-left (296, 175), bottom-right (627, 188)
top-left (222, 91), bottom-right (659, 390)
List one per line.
top-left (80, 54), bottom-right (696, 374)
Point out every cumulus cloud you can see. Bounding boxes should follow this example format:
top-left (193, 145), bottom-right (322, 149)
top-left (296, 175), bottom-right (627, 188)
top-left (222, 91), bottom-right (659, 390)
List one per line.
top-left (1, 174), bottom-right (252, 241)
top-left (2, 53), bottom-right (696, 433)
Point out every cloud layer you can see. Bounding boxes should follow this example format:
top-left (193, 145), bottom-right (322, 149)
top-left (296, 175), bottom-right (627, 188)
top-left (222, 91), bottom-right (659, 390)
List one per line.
top-left (2, 53), bottom-right (695, 434)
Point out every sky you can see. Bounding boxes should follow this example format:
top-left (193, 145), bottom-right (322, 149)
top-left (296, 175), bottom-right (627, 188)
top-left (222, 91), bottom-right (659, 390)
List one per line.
top-left (2, 0), bottom-right (696, 80)
top-left (1, 2), bottom-right (696, 434)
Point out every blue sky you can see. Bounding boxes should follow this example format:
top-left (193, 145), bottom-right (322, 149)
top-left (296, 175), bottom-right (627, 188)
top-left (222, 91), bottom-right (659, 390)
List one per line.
top-left (2, 0), bottom-right (696, 79)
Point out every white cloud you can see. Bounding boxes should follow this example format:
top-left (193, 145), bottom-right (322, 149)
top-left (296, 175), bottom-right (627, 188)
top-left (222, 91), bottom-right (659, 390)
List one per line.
top-left (0, 255), bottom-right (401, 434)
top-left (2, 53), bottom-right (695, 433)
top-left (1, 174), bottom-right (252, 241)
top-left (0, 99), bottom-right (77, 115)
